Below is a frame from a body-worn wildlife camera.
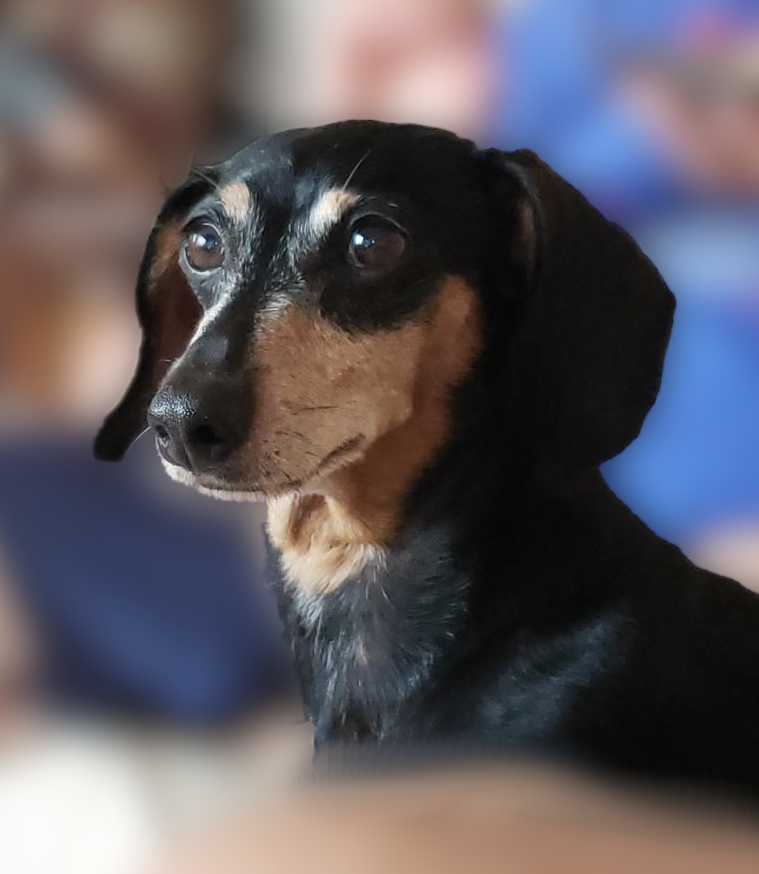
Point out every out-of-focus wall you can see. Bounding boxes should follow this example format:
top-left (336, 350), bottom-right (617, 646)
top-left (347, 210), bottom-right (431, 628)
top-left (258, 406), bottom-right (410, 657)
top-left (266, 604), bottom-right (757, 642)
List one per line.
top-left (266, 0), bottom-right (498, 139)
top-left (0, 0), bottom-right (257, 427)
top-left (0, 0), bottom-right (271, 732)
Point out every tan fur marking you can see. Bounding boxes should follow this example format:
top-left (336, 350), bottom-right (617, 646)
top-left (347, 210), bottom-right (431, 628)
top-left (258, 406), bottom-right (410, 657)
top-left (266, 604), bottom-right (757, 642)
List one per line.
top-left (268, 494), bottom-right (388, 595)
top-left (307, 189), bottom-right (360, 240)
top-left (263, 278), bottom-right (481, 596)
top-left (220, 181), bottom-right (252, 225)
top-left (148, 222), bottom-right (183, 290)
top-left (144, 220), bottom-right (202, 377)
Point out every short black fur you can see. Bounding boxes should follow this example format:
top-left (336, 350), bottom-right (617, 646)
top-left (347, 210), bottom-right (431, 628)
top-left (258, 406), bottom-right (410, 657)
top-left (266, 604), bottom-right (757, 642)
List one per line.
top-left (97, 122), bottom-right (759, 800)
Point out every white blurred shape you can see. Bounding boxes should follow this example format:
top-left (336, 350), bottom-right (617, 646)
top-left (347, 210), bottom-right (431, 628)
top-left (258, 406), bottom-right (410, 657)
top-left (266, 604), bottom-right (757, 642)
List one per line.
top-left (0, 729), bottom-right (158, 874)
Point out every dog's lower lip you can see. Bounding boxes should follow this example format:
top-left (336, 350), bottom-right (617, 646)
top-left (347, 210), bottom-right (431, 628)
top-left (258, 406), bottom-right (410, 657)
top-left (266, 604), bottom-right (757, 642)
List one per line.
top-left (206, 481), bottom-right (294, 495)
top-left (196, 436), bottom-right (366, 496)
top-left (194, 477), bottom-right (278, 495)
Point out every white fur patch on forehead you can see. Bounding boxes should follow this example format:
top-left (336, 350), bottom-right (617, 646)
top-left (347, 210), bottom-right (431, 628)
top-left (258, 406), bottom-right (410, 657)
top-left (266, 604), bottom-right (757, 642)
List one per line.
top-left (306, 188), bottom-right (360, 242)
top-left (220, 181), bottom-right (253, 225)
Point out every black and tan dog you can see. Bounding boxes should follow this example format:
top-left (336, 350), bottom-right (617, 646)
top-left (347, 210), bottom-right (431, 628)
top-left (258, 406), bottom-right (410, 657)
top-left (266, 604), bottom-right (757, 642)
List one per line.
top-left (96, 122), bottom-right (759, 796)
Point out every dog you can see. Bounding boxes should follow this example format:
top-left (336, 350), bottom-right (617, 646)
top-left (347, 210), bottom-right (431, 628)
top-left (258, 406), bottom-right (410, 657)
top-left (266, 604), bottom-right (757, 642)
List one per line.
top-left (95, 121), bottom-right (759, 797)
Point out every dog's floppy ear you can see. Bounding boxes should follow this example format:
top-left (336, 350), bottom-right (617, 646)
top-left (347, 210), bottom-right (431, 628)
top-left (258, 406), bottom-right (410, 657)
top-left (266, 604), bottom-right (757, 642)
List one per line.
top-left (94, 177), bottom-right (209, 461)
top-left (482, 148), bottom-right (675, 467)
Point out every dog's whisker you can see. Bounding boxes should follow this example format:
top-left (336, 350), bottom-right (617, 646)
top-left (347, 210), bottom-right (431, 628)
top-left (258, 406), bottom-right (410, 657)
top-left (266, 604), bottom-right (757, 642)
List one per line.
top-left (274, 429), bottom-right (309, 441)
top-left (341, 149), bottom-right (372, 194)
top-left (132, 427), bottom-right (153, 445)
top-left (190, 166), bottom-right (220, 192)
top-left (285, 405), bottom-right (341, 415)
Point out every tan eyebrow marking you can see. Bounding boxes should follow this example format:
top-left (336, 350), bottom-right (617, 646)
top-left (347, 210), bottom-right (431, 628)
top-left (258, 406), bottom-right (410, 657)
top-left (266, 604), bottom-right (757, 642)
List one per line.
top-left (219, 181), bottom-right (253, 225)
top-left (307, 188), bottom-right (361, 241)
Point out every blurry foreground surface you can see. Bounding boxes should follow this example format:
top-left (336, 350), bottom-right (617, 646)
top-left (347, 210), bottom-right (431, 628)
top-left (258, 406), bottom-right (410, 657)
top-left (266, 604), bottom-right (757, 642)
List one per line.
top-left (145, 760), bottom-right (759, 874)
top-left (0, 715), bottom-right (313, 874)
top-left (4, 727), bottom-right (759, 874)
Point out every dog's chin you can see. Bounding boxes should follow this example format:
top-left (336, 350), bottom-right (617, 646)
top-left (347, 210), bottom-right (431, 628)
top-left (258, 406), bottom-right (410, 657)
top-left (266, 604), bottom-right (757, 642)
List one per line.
top-left (159, 436), bottom-right (367, 503)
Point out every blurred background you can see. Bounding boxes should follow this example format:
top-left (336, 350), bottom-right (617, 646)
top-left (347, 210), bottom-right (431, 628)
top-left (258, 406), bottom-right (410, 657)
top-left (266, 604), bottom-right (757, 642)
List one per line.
top-left (0, 0), bottom-right (757, 872)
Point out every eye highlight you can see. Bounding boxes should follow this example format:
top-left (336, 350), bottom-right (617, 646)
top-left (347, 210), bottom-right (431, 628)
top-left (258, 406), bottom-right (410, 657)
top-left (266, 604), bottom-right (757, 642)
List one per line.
top-left (183, 222), bottom-right (225, 272)
top-left (347, 218), bottom-right (406, 276)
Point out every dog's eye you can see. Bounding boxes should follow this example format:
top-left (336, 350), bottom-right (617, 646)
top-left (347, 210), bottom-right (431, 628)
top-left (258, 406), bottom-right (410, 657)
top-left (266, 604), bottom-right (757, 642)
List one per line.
top-left (347, 220), bottom-right (406, 275)
top-left (184, 223), bottom-right (225, 272)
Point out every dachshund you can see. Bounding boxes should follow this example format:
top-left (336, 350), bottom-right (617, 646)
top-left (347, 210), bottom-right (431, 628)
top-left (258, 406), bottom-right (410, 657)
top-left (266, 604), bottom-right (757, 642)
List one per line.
top-left (96, 121), bottom-right (759, 797)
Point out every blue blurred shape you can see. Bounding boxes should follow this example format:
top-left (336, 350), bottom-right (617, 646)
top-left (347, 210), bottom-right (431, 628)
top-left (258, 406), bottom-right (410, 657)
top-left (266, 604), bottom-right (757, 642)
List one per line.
top-left (0, 434), bottom-right (285, 723)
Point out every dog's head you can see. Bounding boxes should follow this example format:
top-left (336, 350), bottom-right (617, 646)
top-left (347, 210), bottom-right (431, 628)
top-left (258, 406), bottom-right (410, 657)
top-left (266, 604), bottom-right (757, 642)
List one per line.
top-left (95, 122), bottom-right (674, 505)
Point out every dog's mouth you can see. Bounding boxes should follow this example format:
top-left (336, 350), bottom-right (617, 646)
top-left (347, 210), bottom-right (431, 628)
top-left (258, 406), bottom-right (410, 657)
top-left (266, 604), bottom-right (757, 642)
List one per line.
top-left (161, 435), bottom-right (367, 501)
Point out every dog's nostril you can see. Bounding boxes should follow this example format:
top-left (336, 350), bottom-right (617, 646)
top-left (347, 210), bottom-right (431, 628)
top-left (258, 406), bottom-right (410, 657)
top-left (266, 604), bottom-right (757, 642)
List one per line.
top-left (191, 423), bottom-right (227, 447)
top-left (154, 424), bottom-right (170, 444)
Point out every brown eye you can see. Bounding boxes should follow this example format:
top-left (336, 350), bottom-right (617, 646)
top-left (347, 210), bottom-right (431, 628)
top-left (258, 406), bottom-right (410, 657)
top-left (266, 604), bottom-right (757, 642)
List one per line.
top-left (184, 223), bottom-right (224, 272)
top-left (348, 220), bottom-right (406, 275)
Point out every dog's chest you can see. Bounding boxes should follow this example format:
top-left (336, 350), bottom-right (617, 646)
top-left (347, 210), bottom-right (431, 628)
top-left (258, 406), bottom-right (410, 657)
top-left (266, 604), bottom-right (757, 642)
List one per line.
top-left (275, 527), bottom-right (470, 744)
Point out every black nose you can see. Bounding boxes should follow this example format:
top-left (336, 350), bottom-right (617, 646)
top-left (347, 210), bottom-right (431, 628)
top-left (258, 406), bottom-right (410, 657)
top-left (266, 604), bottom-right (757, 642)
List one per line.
top-left (147, 384), bottom-right (246, 472)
